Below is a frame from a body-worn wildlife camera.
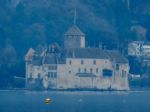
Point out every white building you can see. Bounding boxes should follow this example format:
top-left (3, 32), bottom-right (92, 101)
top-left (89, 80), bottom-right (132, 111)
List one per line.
top-left (128, 41), bottom-right (150, 57)
top-left (25, 24), bottom-right (130, 90)
top-left (128, 41), bottom-right (143, 56)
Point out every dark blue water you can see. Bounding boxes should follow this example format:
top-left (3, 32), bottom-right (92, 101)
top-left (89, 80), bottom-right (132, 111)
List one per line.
top-left (0, 91), bottom-right (150, 112)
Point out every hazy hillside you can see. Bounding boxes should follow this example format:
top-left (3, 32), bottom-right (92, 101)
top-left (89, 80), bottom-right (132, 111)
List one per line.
top-left (0, 0), bottom-right (150, 88)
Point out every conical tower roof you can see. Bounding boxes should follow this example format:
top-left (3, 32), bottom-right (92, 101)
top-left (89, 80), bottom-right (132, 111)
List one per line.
top-left (64, 25), bottom-right (85, 36)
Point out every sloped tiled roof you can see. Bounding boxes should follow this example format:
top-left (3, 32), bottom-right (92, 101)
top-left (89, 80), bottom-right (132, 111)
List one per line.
top-left (32, 55), bottom-right (43, 66)
top-left (25, 48), bottom-right (35, 61)
top-left (106, 50), bottom-right (128, 64)
top-left (64, 25), bottom-right (85, 36)
top-left (28, 48), bottom-right (128, 65)
top-left (66, 48), bottom-right (109, 59)
top-left (42, 53), bottom-right (57, 64)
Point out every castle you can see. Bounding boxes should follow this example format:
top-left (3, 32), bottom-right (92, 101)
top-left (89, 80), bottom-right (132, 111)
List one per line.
top-left (25, 16), bottom-right (130, 90)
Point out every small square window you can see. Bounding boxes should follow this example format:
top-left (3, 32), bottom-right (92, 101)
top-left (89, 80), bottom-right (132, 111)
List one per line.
top-left (90, 68), bottom-right (93, 73)
top-left (49, 66), bottom-right (52, 70)
top-left (81, 60), bottom-right (84, 65)
top-left (84, 68), bottom-right (87, 73)
top-left (116, 64), bottom-right (119, 70)
top-left (54, 72), bottom-right (57, 78)
top-left (69, 60), bottom-right (72, 65)
top-left (93, 60), bottom-right (96, 65)
top-left (51, 72), bottom-right (54, 78)
top-left (38, 73), bottom-right (41, 78)
top-left (48, 72), bottom-right (51, 78)
top-left (69, 71), bottom-right (71, 74)
top-left (29, 73), bottom-right (32, 78)
top-left (96, 68), bottom-right (98, 73)
top-left (122, 70), bottom-right (126, 78)
top-left (78, 68), bottom-right (81, 73)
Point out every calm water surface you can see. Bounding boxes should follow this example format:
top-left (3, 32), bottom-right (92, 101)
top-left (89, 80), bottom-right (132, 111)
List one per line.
top-left (0, 91), bottom-right (150, 112)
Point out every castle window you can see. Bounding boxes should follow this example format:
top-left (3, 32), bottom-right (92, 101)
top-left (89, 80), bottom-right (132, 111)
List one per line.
top-left (38, 73), bottom-right (41, 78)
top-left (93, 60), bottom-right (96, 65)
top-left (48, 72), bottom-right (51, 78)
top-left (90, 68), bottom-right (93, 73)
top-left (49, 66), bottom-right (51, 70)
top-left (54, 66), bottom-right (57, 70)
top-left (116, 64), bottom-right (119, 70)
top-left (51, 72), bottom-right (54, 78)
top-left (81, 60), bottom-right (84, 65)
top-left (47, 73), bottom-right (50, 78)
top-left (78, 68), bottom-right (81, 73)
top-left (84, 68), bottom-right (87, 73)
top-left (122, 70), bottom-right (126, 78)
top-left (29, 73), bottom-right (32, 78)
top-left (48, 72), bottom-right (57, 78)
top-left (52, 66), bottom-right (54, 70)
top-left (96, 68), bottom-right (98, 73)
top-left (69, 60), bottom-right (72, 65)
top-left (69, 71), bottom-right (71, 74)
top-left (49, 65), bottom-right (57, 70)
top-left (54, 72), bottom-right (57, 78)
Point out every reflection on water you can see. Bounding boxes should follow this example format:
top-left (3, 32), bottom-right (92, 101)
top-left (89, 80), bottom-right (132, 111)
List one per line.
top-left (0, 91), bottom-right (150, 112)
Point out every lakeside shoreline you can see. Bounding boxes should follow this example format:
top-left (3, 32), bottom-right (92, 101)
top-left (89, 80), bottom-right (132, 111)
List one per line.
top-left (1, 88), bottom-right (150, 92)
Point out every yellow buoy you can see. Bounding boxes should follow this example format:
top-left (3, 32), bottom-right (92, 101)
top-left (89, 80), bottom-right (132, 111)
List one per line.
top-left (45, 98), bottom-right (52, 104)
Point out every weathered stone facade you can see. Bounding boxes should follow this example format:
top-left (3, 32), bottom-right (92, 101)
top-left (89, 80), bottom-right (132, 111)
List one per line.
top-left (25, 25), bottom-right (129, 90)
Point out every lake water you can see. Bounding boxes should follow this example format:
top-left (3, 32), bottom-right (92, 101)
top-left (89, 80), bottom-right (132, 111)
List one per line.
top-left (0, 91), bottom-right (150, 112)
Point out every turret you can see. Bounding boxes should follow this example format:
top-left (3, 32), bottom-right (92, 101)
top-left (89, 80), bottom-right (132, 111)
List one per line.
top-left (64, 9), bottom-right (85, 49)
